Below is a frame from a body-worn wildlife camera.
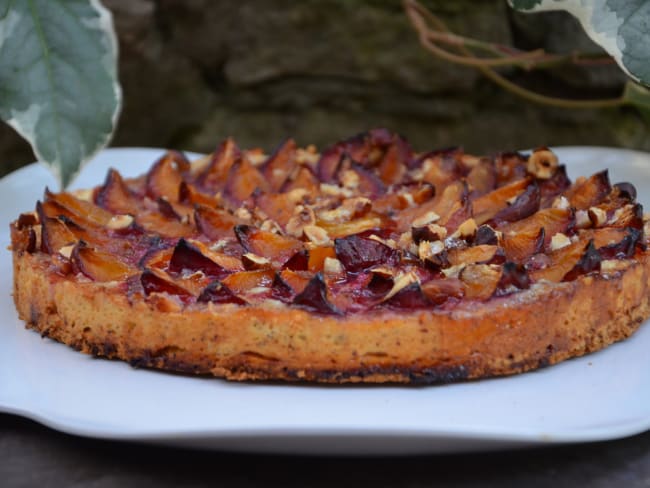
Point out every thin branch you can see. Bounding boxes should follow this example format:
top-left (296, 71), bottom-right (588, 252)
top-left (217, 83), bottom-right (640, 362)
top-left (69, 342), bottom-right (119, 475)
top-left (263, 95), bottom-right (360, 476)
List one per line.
top-left (404, 0), bottom-right (624, 110)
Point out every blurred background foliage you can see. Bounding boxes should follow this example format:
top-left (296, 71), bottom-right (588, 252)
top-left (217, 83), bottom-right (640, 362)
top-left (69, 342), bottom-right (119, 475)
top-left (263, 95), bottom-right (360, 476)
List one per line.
top-left (1, 0), bottom-right (647, 176)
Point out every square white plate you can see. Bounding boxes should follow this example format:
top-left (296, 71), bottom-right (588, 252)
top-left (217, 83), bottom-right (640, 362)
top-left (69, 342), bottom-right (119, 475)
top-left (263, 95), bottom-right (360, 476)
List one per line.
top-left (1, 146), bottom-right (649, 455)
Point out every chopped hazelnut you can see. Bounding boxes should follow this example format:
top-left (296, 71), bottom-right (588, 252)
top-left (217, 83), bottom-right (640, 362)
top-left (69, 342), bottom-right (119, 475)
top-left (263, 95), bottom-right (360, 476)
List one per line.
top-left (527, 148), bottom-right (559, 179)
top-left (550, 232), bottom-right (571, 251)
top-left (412, 211), bottom-right (440, 227)
top-left (106, 214), bottom-right (134, 230)
top-left (304, 225), bottom-right (331, 246)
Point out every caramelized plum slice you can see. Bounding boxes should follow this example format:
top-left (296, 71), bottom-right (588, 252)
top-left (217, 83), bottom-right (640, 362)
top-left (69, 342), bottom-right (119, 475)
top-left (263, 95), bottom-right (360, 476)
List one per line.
top-left (447, 245), bottom-right (499, 266)
top-left (539, 165), bottom-right (571, 207)
top-left (495, 152), bottom-right (528, 184)
top-left (377, 137), bottom-right (410, 185)
top-left (282, 249), bottom-right (310, 271)
top-left (613, 182), bottom-right (637, 201)
top-left (45, 188), bottom-right (113, 227)
top-left (254, 192), bottom-right (296, 228)
top-left (598, 228), bottom-right (643, 259)
top-left (563, 240), bottom-right (601, 281)
top-left (472, 178), bottom-right (531, 225)
top-left (474, 225), bottom-right (498, 245)
top-left (136, 212), bottom-right (196, 239)
top-left (279, 269), bottom-right (312, 294)
top-left (502, 228), bottom-right (545, 263)
top-left (490, 182), bottom-right (540, 224)
top-left (293, 273), bottom-right (341, 315)
top-left (222, 269), bottom-right (275, 295)
top-left (334, 235), bottom-right (398, 273)
top-left (384, 283), bottom-right (433, 309)
top-left (197, 281), bottom-right (247, 305)
top-left (418, 149), bottom-right (463, 189)
top-left (39, 215), bottom-right (77, 254)
top-left (178, 181), bottom-right (220, 208)
top-left (459, 264), bottom-right (502, 300)
top-left (197, 138), bottom-right (240, 191)
top-left (168, 238), bottom-right (229, 279)
top-left (421, 278), bottom-right (465, 305)
top-left (145, 151), bottom-right (187, 202)
top-left (308, 246), bottom-right (337, 273)
top-left (235, 225), bottom-right (303, 265)
top-left (316, 145), bottom-right (344, 182)
top-left (194, 204), bottom-right (241, 240)
top-left (343, 162), bottom-right (386, 197)
top-left (270, 273), bottom-right (295, 302)
top-left (496, 262), bottom-right (530, 293)
top-left (281, 167), bottom-right (320, 194)
top-left (529, 239), bottom-right (590, 283)
top-left (261, 138), bottom-right (297, 191)
top-left (466, 159), bottom-right (497, 197)
top-left (96, 169), bottom-right (139, 214)
top-left (564, 170), bottom-right (611, 210)
top-left (71, 241), bottom-right (138, 282)
top-left (317, 214), bottom-right (385, 238)
top-left (140, 268), bottom-right (194, 298)
top-left (224, 157), bottom-right (270, 204)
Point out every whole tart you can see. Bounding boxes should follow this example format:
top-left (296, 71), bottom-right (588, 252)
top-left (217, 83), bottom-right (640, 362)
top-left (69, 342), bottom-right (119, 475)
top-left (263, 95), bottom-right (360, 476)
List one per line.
top-left (10, 129), bottom-right (650, 383)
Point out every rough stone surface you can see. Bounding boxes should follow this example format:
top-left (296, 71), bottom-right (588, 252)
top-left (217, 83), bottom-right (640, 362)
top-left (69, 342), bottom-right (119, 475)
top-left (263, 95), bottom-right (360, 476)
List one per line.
top-left (0, 0), bottom-right (648, 178)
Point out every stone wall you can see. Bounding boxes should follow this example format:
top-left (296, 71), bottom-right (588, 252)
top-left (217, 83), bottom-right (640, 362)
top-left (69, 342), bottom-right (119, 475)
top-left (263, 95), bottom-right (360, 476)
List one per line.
top-left (1, 0), bottom-right (647, 176)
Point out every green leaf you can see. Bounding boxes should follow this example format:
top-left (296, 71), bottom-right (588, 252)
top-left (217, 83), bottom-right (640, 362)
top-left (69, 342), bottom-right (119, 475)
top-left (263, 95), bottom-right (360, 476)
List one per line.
top-left (510, 0), bottom-right (650, 87)
top-left (0, 0), bottom-right (121, 188)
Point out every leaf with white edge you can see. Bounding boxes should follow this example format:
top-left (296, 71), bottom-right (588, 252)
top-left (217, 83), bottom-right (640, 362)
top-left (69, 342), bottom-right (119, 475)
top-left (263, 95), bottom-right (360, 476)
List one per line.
top-left (510, 0), bottom-right (650, 86)
top-left (0, 0), bottom-right (121, 188)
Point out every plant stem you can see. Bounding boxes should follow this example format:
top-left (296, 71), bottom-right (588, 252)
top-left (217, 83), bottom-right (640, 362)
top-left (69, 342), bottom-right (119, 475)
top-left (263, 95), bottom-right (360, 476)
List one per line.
top-left (404, 0), bottom-right (624, 109)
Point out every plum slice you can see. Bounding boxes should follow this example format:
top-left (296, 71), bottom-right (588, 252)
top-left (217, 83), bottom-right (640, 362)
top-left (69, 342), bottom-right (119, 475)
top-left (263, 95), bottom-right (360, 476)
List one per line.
top-left (334, 234), bottom-right (398, 273)
top-left (459, 264), bottom-right (502, 300)
top-left (421, 278), bottom-right (465, 305)
top-left (317, 214), bottom-right (386, 239)
top-left (307, 246), bottom-right (337, 273)
top-left (383, 282), bottom-right (433, 309)
top-left (194, 204), bottom-right (241, 240)
top-left (472, 178), bottom-right (531, 225)
top-left (496, 262), bottom-right (530, 293)
top-left (261, 138), bottom-right (297, 191)
top-left (45, 188), bottom-right (113, 228)
top-left (235, 225), bottom-right (303, 265)
top-left (140, 268), bottom-right (194, 298)
top-left (564, 170), bottom-right (611, 210)
top-left (168, 238), bottom-right (229, 279)
top-left (447, 245), bottom-right (500, 266)
top-left (221, 269), bottom-right (275, 295)
top-left (223, 157), bottom-right (270, 204)
top-left (96, 169), bottom-right (139, 214)
top-left (196, 137), bottom-right (240, 191)
top-left (145, 151), bottom-right (188, 202)
top-left (71, 241), bottom-right (138, 282)
top-left (281, 167), bottom-right (320, 194)
top-left (598, 228), bottom-right (644, 259)
top-left (293, 272), bottom-right (342, 315)
top-left (490, 182), bottom-right (540, 224)
top-left (563, 240), bottom-right (601, 281)
top-left (197, 281), bottom-right (247, 305)
top-left (39, 214), bottom-right (77, 254)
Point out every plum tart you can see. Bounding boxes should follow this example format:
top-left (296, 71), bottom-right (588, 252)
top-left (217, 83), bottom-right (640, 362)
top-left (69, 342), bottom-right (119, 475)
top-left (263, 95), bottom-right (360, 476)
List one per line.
top-left (10, 129), bottom-right (650, 383)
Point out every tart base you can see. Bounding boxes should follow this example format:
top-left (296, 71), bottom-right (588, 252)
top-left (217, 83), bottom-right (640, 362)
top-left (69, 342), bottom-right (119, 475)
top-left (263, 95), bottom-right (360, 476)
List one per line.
top-left (12, 247), bottom-right (650, 384)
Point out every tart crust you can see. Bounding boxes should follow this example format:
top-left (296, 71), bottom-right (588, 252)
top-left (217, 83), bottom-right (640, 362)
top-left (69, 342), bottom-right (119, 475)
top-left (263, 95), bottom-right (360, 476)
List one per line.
top-left (13, 243), bottom-right (650, 383)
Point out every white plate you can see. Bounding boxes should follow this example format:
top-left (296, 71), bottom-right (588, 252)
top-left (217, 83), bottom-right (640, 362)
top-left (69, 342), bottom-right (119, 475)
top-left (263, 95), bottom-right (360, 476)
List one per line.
top-left (1, 146), bottom-right (649, 456)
